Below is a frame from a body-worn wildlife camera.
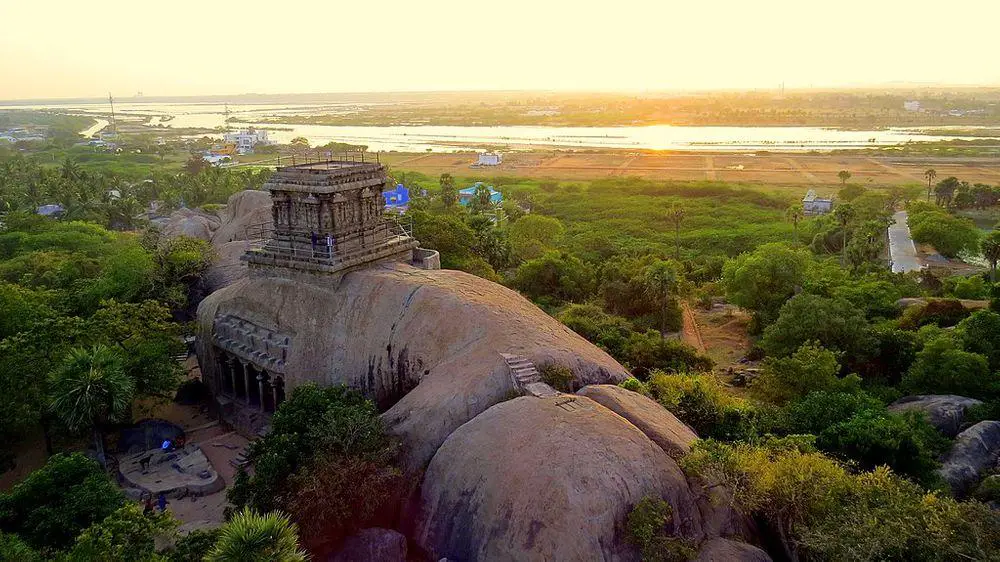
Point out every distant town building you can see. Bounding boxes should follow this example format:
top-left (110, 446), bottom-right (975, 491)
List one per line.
top-left (459, 182), bottom-right (503, 206)
top-left (475, 152), bottom-right (503, 166)
top-left (802, 189), bottom-right (833, 215)
top-left (903, 100), bottom-right (921, 112)
top-left (223, 128), bottom-right (271, 154)
top-left (382, 184), bottom-right (410, 211)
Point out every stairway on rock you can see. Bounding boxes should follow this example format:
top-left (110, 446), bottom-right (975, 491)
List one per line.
top-left (501, 353), bottom-right (560, 398)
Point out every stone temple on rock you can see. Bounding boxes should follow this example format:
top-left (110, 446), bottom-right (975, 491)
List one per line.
top-left (242, 160), bottom-right (435, 281)
top-left (207, 159), bottom-right (440, 422)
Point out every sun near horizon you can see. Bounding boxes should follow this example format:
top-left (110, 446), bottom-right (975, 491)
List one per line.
top-left (3, 0), bottom-right (1000, 100)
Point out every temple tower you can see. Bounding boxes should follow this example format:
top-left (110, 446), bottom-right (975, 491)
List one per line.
top-left (243, 160), bottom-right (426, 280)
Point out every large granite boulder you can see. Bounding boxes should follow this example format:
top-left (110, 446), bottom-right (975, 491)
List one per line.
top-left (211, 190), bottom-right (272, 245)
top-left (329, 528), bottom-right (406, 562)
top-left (888, 395), bottom-right (983, 437)
top-left (161, 208), bottom-right (220, 241)
top-left (204, 241), bottom-right (249, 293)
top-left (695, 538), bottom-right (771, 562)
top-left (938, 421), bottom-right (1000, 495)
top-left (197, 264), bottom-right (629, 471)
top-left (411, 395), bottom-right (706, 561)
top-left (577, 384), bottom-right (697, 459)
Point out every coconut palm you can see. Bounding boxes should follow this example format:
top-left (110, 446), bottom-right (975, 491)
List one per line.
top-left (833, 203), bottom-right (856, 267)
top-left (982, 231), bottom-right (1000, 282)
top-left (206, 508), bottom-right (308, 562)
top-left (48, 345), bottom-right (134, 463)
top-left (641, 260), bottom-right (679, 338)
top-left (666, 205), bottom-right (686, 259)
top-left (924, 169), bottom-right (937, 201)
top-left (786, 205), bottom-right (804, 244)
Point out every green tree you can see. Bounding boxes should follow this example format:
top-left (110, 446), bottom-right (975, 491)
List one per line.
top-left (640, 259), bottom-right (680, 338)
top-left (666, 204), bottom-right (685, 260)
top-left (439, 173), bottom-right (457, 208)
top-left (957, 309), bottom-right (1000, 371)
top-left (0, 532), bottom-right (39, 561)
top-left (0, 453), bottom-right (125, 553)
top-left (760, 294), bottom-right (870, 359)
top-left (934, 176), bottom-right (960, 207)
top-left (512, 250), bottom-right (594, 302)
top-left (982, 231), bottom-right (1000, 282)
top-left (909, 210), bottom-right (981, 258)
top-left (206, 508), bottom-right (307, 562)
top-left (47, 345), bottom-right (134, 462)
top-left (754, 343), bottom-right (858, 405)
top-left (786, 205), bottom-right (803, 244)
top-left (837, 170), bottom-right (851, 185)
top-left (833, 203), bottom-right (855, 267)
top-left (721, 243), bottom-right (810, 331)
top-left (924, 168), bottom-right (937, 201)
top-left (64, 503), bottom-right (176, 562)
top-left (903, 335), bottom-right (996, 398)
top-left (508, 214), bottom-right (564, 262)
top-left (289, 137), bottom-right (309, 148)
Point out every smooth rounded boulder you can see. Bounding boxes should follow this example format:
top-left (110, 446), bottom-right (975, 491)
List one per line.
top-left (888, 395), bottom-right (983, 437)
top-left (412, 395), bottom-right (706, 561)
top-left (577, 384), bottom-right (697, 459)
top-left (938, 420), bottom-right (1000, 495)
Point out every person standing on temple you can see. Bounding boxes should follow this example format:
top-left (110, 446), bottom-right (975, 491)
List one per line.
top-left (310, 231), bottom-right (318, 257)
top-left (326, 233), bottom-right (334, 259)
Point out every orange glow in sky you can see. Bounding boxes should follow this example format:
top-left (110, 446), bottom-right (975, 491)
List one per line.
top-left (3, 0), bottom-right (1000, 99)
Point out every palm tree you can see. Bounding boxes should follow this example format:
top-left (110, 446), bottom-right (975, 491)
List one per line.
top-left (982, 231), bottom-right (1000, 282)
top-left (666, 205), bottom-right (686, 260)
top-left (837, 170), bottom-right (851, 185)
top-left (924, 169), bottom-right (937, 201)
top-left (207, 508), bottom-right (308, 562)
top-left (641, 260), bottom-right (679, 338)
top-left (439, 173), bottom-right (457, 208)
top-left (833, 203), bottom-right (856, 267)
top-left (48, 345), bottom-right (134, 464)
top-left (786, 205), bottom-right (804, 244)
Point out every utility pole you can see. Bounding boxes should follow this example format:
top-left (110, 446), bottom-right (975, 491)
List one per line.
top-left (108, 92), bottom-right (118, 137)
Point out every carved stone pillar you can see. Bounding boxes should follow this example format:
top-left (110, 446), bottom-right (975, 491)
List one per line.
top-left (257, 373), bottom-right (266, 411)
top-left (242, 362), bottom-right (251, 402)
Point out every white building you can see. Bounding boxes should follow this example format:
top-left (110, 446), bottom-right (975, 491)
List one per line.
top-left (903, 100), bottom-right (921, 112)
top-left (223, 128), bottom-right (271, 154)
top-left (802, 189), bottom-right (833, 215)
top-left (476, 152), bottom-right (503, 166)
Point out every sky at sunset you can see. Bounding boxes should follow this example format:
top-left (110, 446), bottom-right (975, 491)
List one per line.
top-left (3, 0), bottom-right (1000, 100)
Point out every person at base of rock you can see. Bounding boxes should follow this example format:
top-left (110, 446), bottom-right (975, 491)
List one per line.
top-left (157, 492), bottom-right (168, 513)
top-left (143, 493), bottom-right (154, 516)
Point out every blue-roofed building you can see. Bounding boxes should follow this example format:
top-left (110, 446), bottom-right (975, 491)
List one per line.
top-left (459, 182), bottom-right (503, 206)
top-left (36, 204), bottom-right (65, 217)
top-left (382, 184), bottom-right (410, 210)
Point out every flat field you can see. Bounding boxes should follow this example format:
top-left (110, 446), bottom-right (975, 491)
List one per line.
top-left (380, 150), bottom-right (1000, 191)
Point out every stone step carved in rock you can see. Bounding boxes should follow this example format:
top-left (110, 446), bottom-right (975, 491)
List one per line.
top-left (500, 353), bottom-right (559, 398)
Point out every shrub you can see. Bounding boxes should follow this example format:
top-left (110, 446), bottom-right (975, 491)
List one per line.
top-left (557, 304), bottom-right (634, 358)
top-left (956, 309), bottom-right (1000, 371)
top-left (0, 453), bottom-right (125, 553)
top-left (539, 364), bottom-right (575, 392)
top-left (167, 529), bottom-right (221, 562)
top-left (721, 243), bottom-right (811, 330)
top-left (623, 331), bottom-right (713, 379)
top-left (619, 376), bottom-right (650, 395)
top-left (898, 299), bottom-right (970, 330)
top-left (228, 384), bottom-right (402, 556)
top-left (682, 440), bottom-right (1000, 561)
top-left (902, 336), bottom-right (997, 398)
top-left (781, 391), bottom-right (883, 434)
top-left (0, 532), bottom-right (39, 562)
top-left (64, 503), bottom-right (176, 561)
top-left (625, 497), bottom-right (694, 562)
top-left (753, 343), bottom-right (860, 405)
top-left (816, 411), bottom-right (949, 486)
top-left (649, 372), bottom-right (766, 441)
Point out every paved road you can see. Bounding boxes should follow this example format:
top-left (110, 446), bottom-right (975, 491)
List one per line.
top-left (888, 210), bottom-right (922, 273)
